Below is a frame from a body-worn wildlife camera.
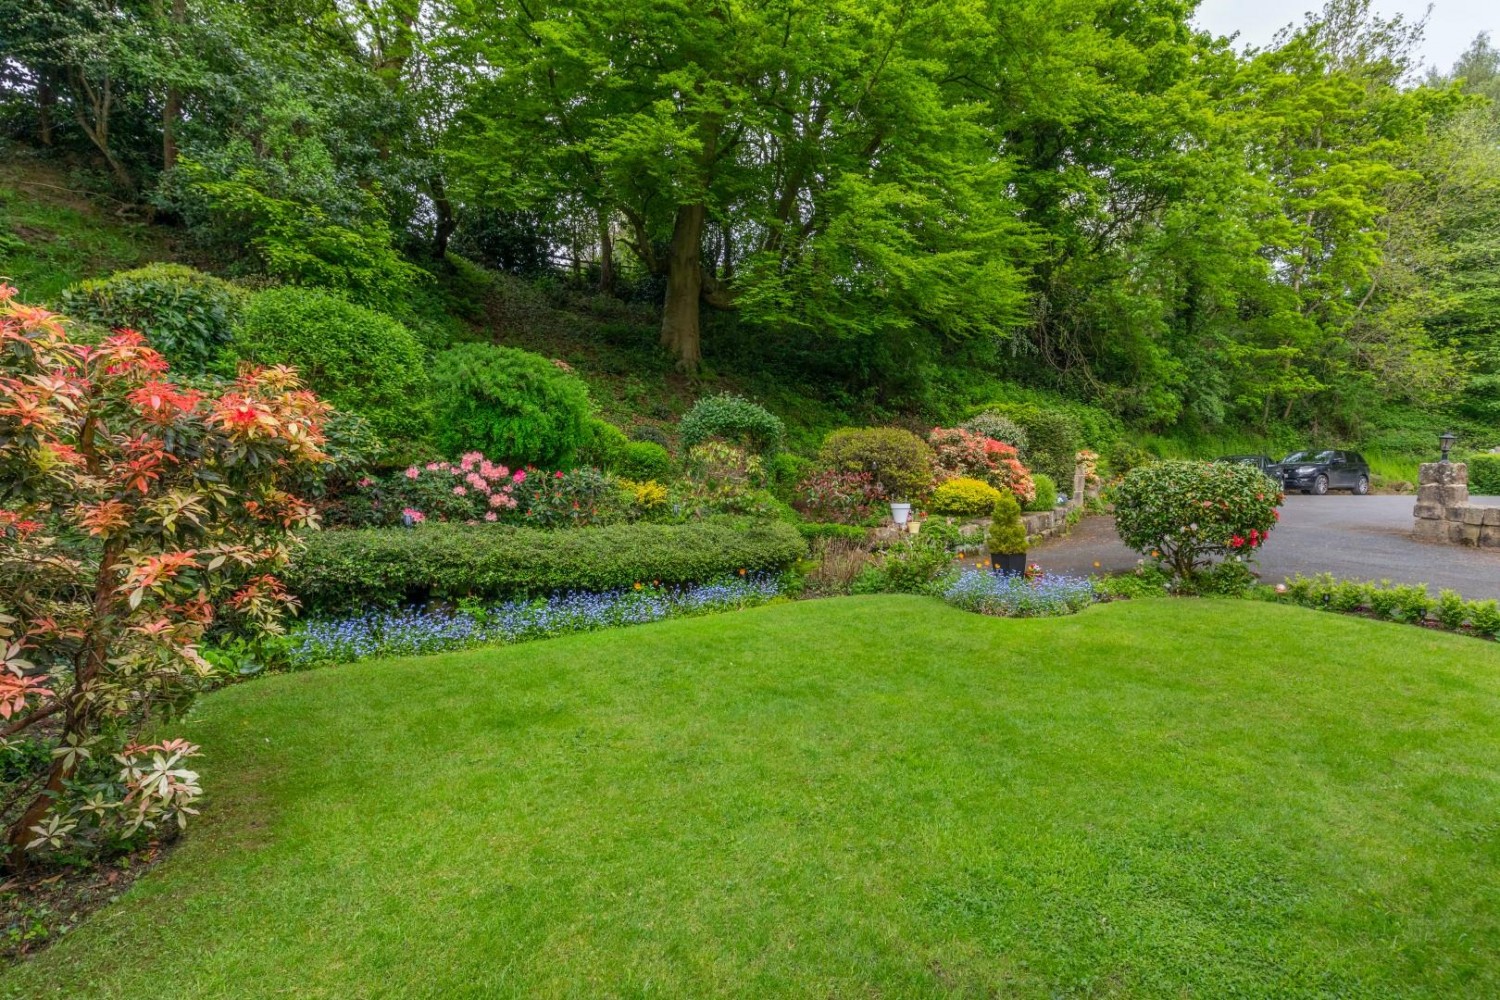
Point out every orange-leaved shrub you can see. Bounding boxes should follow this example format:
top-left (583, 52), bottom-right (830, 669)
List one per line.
top-left (0, 286), bottom-right (329, 865)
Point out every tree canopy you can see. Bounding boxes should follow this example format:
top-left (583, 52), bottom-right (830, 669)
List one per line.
top-left (2, 0), bottom-right (1496, 438)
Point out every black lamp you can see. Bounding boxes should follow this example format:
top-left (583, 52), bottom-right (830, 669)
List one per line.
top-left (1439, 431), bottom-right (1457, 463)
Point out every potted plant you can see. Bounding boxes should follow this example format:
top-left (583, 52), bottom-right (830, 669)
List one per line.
top-left (986, 490), bottom-right (1027, 575)
top-left (889, 501), bottom-right (912, 526)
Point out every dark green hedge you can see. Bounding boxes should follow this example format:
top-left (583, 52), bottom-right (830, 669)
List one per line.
top-left (288, 519), bottom-right (806, 613)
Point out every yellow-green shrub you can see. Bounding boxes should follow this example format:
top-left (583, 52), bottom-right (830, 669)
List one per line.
top-left (929, 477), bottom-right (1003, 516)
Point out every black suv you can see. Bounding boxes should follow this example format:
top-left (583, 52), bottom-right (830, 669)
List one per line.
top-left (1217, 454), bottom-right (1282, 482)
top-left (1280, 450), bottom-right (1371, 495)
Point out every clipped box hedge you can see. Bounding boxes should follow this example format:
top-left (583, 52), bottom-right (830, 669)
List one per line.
top-left (288, 518), bottom-right (806, 613)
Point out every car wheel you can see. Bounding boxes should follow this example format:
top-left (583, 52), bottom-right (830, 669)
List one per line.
top-left (1353, 475), bottom-right (1370, 495)
top-left (1313, 474), bottom-right (1329, 495)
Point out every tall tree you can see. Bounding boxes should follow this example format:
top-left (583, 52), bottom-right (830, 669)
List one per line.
top-left (448, 0), bottom-right (1038, 371)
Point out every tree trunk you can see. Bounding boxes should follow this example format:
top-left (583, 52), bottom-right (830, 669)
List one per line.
top-left (661, 203), bottom-right (706, 371)
top-left (430, 174), bottom-right (456, 260)
top-left (38, 79), bottom-right (55, 147)
top-left (597, 208), bottom-right (615, 294)
top-left (5, 538), bottom-right (121, 868)
top-left (161, 0), bottom-right (185, 170)
top-left (162, 89), bottom-right (179, 170)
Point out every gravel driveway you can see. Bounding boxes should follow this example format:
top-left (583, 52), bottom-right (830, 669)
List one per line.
top-left (1032, 494), bottom-right (1500, 599)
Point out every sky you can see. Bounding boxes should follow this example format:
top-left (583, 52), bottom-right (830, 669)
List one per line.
top-left (1193, 0), bottom-right (1499, 75)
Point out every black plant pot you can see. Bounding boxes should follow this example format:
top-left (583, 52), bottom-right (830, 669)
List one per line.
top-left (991, 552), bottom-right (1027, 576)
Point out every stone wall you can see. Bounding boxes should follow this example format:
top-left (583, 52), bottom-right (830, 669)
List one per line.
top-left (1412, 462), bottom-right (1500, 548)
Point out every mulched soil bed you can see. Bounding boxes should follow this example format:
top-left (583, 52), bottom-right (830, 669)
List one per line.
top-left (0, 840), bottom-right (172, 963)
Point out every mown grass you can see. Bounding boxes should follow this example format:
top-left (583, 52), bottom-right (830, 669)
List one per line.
top-left (5, 596), bottom-right (1500, 999)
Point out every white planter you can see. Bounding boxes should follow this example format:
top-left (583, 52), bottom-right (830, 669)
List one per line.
top-left (890, 502), bottom-right (912, 526)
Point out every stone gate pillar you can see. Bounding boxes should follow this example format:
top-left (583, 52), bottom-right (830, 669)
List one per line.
top-left (1413, 462), bottom-right (1500, 547)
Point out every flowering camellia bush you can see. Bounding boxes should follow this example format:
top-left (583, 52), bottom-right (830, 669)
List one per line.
top-left (928, 427), bottom-right (1035, 505)
top-left (792, 470), bottom-right (887, 524)
top-left (1112, 460), bottom-right (1282, 580)
top-left (0, 287), bottom-right (328, 864)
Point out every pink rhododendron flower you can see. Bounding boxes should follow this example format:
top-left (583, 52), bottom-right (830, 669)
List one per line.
top-left (452, 486), bottom-right (467, 496)
top-left (358, 476), bottom-right (373, 488)
top-left (512, 470), bottom-right (526, 483)
top-left (484, 511), bottom-right (497, 522)
top-left (402, 507), bottom-right (426, 523)
top-left (405, 466), bottom-right (420, 479)
top-left (425, 462), bottom-right (440, 471)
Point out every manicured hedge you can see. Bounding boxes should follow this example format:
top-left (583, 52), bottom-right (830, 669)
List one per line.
top-left (288, 519), bottom-right (806, 613)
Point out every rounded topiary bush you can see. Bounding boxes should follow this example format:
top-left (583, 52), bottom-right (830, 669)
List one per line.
top-left (1113, 460), bottom-right (1282, 579)
top-left (930, 477), bottom-right (1004, 517)
top-left (230, 286), bottom-right (429, 441)
top-left (577, 418), bottom-right (630, 470)
top-left (619, 440), bottom-right (674, 481)
top-left (986, 491), bottom-right (1026, 556)
top-left (818, 427), bottom-right (934, 500)
top-left (60, 263), bottom-right (248, 372)
top-left (430, 343), bottom-right (592, 466)
top-left (960, 410), bottom-right (1027, 454)
top-left (1025, 473), bottom-right (1058, 512)
top-left (679, 393), bottom-right (784, 456)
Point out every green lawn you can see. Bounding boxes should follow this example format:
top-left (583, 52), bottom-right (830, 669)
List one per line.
top-left (6, 596), bottom-right (1500, 998)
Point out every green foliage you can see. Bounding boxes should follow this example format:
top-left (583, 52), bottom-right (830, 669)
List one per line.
top-left (796, 522), bottom-right (868, 544)
top-left (818, 427), bottom-right (934, 500)
top-left (1025, 474), bottom-right (1058, 513)
top-left (287, 519), bottom-right (806, 614)
top-left (678, 393), bottom-right (784, 456)
top-left (851, 536), bottom-right (953, 595)
top-left (618, 440), bottom-right (674, 482)
top-left (1469, 599), bottom-right (1500, 638)
top-left (959, 411), bottom-right (1027, 453)
top-left (680, 442), bottom-right (783, 520)
top-left (1113, 461), bottom-right (1282, 579)
top-left (916, 517), bottom-right (964, 550)
top-left (929, 477), bottom-right (1004, 517)
top-left (629, 424), bottom-right (673, 448)
top-left (1193, 560), bottom-right (1258, 598)
top-left (230, 286), bottom-right (429, 443)
top-left (176, 159), bottom-right (424, 313)
top-left (1468, 455), bottom-right (1500, 495)
top-left (58, 264), bottom-right (247, 373)
top-left (985, 491), bottom-right (1026, 556)
top-left (430, 343), bottom-right (592, 466)
top-left (1436, 589), bottom-right (1469, 631)
top-left (1094, 565), bottom-right (1172, 600)
top-left (1104, 440), bottom-right (1154, 480)
top-left (577, 418), bottom-right (630, 470)
top-left (967, 403), bottom-right (1083, 483)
